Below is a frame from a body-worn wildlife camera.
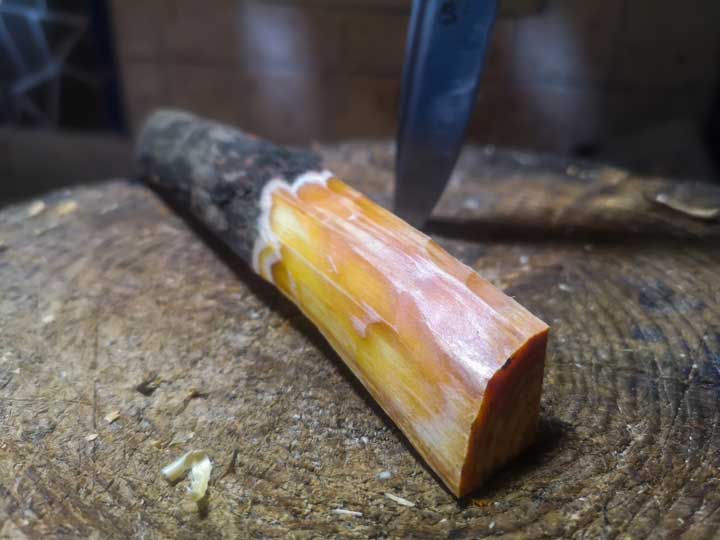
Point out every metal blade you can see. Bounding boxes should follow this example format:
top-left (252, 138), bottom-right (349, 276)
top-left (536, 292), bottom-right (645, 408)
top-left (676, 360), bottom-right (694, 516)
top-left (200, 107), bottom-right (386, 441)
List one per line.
top-left (395, 0), bottom-right (498, 228)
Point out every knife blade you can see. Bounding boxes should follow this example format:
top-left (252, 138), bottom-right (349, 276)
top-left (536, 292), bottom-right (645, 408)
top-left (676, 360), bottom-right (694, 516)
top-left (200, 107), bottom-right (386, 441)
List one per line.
top-left (395, 0), bottom-right (498, 228)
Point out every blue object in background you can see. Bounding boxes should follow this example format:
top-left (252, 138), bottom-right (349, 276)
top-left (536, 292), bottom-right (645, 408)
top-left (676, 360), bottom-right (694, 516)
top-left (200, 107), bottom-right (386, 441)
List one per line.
top-left (0, 0), bottom-right (125, 132)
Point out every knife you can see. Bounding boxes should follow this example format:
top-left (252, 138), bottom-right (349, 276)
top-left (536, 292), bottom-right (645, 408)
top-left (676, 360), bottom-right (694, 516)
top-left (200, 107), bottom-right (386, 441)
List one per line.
top-left (395, 0), bottom-right (498, 229)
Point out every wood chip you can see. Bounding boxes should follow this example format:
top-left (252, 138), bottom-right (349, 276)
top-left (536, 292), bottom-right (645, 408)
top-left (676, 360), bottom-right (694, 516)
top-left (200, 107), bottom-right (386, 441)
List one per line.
top-left (85, 433), bottom-right (98, 442)
top-left (56, 200), bottom-right (79, 216)
top-left (187, 455), bottom-right (212, 502)
top-left (162, 450), bottom-right (212, 502)
top-left (651, 192), bottom-right (719, 221)
top-left (333, 508), bottom-right (363, 517)
top-left (27, 201), bottom-right (46, 217)
top-left (104, 410), bottom-right (120, 424)
top-left (385, 492), bottom-right (415, 507)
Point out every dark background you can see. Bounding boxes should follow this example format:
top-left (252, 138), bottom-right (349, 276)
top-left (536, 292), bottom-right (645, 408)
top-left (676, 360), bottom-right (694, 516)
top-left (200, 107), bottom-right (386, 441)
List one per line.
top-left (1, 0), bottom-right (719, 205)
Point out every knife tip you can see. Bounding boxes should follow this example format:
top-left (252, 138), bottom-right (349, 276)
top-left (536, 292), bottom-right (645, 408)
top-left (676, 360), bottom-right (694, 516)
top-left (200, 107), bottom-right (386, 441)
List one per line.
top-left (393, 199), bottom-right (430, 230)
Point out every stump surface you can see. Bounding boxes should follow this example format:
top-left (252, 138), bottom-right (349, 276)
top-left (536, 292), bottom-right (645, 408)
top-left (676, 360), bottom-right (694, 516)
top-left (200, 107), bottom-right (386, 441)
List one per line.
top-left (1, 143), bottom-right (719, 539)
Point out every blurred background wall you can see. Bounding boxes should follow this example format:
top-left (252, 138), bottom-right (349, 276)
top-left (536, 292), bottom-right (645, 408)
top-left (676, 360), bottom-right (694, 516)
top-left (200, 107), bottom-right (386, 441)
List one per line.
top-left (1, 0), bottom-right (720, 204)
top-left (113, 0), bottom-right (720, 172)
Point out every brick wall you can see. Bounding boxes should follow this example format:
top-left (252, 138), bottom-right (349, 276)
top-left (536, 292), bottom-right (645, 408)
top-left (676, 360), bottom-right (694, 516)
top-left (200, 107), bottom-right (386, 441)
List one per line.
top-left (112, 0), bottom-right (720, 154)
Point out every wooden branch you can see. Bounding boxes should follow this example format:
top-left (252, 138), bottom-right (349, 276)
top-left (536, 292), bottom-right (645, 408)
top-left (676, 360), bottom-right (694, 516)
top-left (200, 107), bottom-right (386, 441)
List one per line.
top-left (136, 109), bottom-right (549, 497)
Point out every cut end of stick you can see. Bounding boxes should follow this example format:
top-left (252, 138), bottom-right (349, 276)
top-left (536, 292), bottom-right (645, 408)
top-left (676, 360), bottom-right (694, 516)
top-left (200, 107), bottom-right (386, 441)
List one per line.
top-left (458, 329), bottom-right (548, 496)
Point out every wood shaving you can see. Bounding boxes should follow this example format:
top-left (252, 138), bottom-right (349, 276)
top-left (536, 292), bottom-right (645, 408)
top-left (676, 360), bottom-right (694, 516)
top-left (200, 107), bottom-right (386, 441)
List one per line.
top-left (27, 201), bottom-right (46, 217)
top-left (56, 201), bottom-right (79, 216)
top-left (385, 493), bottom-right (415, 507)
top-left (187, 456), bottom-right (212, 502)
top-left (104, 410), bottom-right (120, 424)
top-left (333, 508), bottom-right (363, 517)
top-left (162, 450), bottom-right (212, 503)
top-left (651, 192), bottom-right (719, 222)
top-left (85, 433), bottom-right (98, 442)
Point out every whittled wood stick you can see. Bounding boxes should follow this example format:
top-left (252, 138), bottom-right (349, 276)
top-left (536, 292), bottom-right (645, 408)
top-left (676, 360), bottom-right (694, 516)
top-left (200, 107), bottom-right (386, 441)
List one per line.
top-left (137, 110), bottom-right (549, 497)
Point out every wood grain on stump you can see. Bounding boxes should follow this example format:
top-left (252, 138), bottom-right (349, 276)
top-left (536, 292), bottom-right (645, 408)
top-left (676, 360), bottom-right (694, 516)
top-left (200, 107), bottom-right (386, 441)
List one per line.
top-left (0, 142), bottom-right (719, 539)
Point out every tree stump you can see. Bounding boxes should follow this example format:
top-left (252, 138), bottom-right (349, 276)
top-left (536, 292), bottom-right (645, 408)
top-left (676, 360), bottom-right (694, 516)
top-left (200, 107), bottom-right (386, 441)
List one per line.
top-left (0, 141), bottom-right (719, 539)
